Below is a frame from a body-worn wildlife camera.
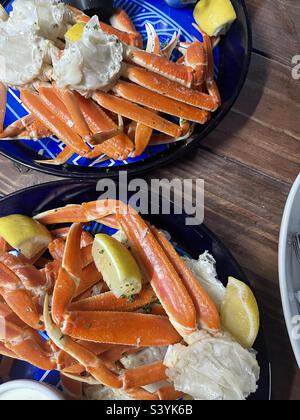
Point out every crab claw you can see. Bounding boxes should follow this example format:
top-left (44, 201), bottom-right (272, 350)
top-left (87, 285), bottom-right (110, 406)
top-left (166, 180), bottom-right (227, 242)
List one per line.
top-left (162, 31), bottom-right (181, 59)
top-left (145, 23), bottom-right (161, 55)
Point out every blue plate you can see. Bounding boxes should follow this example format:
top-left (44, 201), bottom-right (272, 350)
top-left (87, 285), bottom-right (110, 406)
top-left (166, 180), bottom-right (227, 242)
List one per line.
top-left (0, 181), bottom-right (271, 400)
top-left (0, 0), bottom-right (251, 179)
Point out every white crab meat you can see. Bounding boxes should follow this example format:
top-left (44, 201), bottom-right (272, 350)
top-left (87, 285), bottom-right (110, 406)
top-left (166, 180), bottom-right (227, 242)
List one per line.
top-left (0, 0), bottom-right (71, 88)
top-left (52, 16), bottom-right (124, 96)
top-left (7, 0), bottom-right (73, 43)
top-left (0, 28), bottom-right (51, 88)
top-left (164, 330), bottom-right (260, 401)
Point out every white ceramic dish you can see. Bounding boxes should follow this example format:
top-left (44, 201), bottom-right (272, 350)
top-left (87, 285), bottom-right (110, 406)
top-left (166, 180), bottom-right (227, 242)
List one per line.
top-left (279, 173), bottom-right (300, 368)
top-left (0, 380), bottom-right (65, 400)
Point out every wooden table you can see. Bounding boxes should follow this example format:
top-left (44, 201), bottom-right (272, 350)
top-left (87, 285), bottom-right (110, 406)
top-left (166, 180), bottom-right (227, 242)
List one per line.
top-left (0, 0), bottom-right (299, 400)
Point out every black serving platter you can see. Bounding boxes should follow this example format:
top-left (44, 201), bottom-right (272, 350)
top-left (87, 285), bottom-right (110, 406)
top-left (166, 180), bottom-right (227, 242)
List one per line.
top-left (0, 180), bottom-right (271, 400)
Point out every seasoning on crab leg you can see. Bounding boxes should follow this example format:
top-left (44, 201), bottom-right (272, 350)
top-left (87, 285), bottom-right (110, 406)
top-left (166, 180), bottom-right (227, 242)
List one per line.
top-left (70, 285), bottom-right (156, 312)
top-left (21, 90), bottom-right (90, 156)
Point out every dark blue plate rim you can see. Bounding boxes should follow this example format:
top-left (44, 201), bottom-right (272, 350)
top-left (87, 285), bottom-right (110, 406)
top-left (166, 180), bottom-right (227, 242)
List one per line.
top-left (0, 179), bottom-right (271, 400)
top-left (0, 0), bottom-right (252, 179)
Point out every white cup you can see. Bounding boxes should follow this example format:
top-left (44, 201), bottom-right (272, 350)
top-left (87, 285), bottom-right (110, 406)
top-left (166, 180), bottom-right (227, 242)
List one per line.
top-left (0, 380), bottom-right (65, 401)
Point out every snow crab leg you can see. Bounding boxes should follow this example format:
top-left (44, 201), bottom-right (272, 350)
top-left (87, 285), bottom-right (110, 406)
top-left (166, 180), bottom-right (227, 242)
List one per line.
top-left (48, 219), bottom-right (181, 346)
top-left (123, 64), bottom-right (221, 112)
top-left (151, 227), bottom-right (220, 331)
top-left (44, 295), bottom-right (123, 389)
top-left (75, 93), bottom-right (134, 160)
top-left (69, 285), bottom-right (156, 312)
top-left (35, 201), bottom-right (196, 337)
top-left (92, 92), bottom-right (183, 138)
top-left (20, 90), bottom-right (90, 156)
top-left (112, 80), bottom-right (211, 124)
top-left (0, 260), bottom-right (44, 330)
top-left (0, 115), bottom-right (35, 140)
top-left (0, 301), bottom-right (55, 371)
top-left (130, 23), bottom-right (161, 156)
top-left (122, 361), bottom-right (167, 390)
top-left (54, 87), bottom-right (92, 143)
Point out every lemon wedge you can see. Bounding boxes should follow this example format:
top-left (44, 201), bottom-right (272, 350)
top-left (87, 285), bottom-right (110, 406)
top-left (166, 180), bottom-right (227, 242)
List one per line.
top-left (0, 215), bottom-right (52, 259)
top-left (92, 234), bottom-right (142, 298)
top-left (65, 23), bottom-right (86, 43)
top-left (221, 277), bottom-right (260, 349)
top-left (194, 0), bottom-right (237, 37)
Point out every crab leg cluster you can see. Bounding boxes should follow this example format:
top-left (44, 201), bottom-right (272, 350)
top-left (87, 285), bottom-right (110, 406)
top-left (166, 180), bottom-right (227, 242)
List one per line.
top-left (0, 4), bottom-right (221, 165)
top-left (0, 200), bottom-right (220, 399)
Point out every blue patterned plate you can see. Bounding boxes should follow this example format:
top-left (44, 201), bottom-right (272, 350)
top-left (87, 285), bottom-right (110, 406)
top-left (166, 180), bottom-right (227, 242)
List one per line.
top-left (0, 0), bottom-right (251, 179)
top-left (0, 181), bottom-right (271, 400)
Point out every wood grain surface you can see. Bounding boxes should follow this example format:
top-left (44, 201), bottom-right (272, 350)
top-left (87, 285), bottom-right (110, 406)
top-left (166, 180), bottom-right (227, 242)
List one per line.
top-left (0, 0), bottom-right (299, 400)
